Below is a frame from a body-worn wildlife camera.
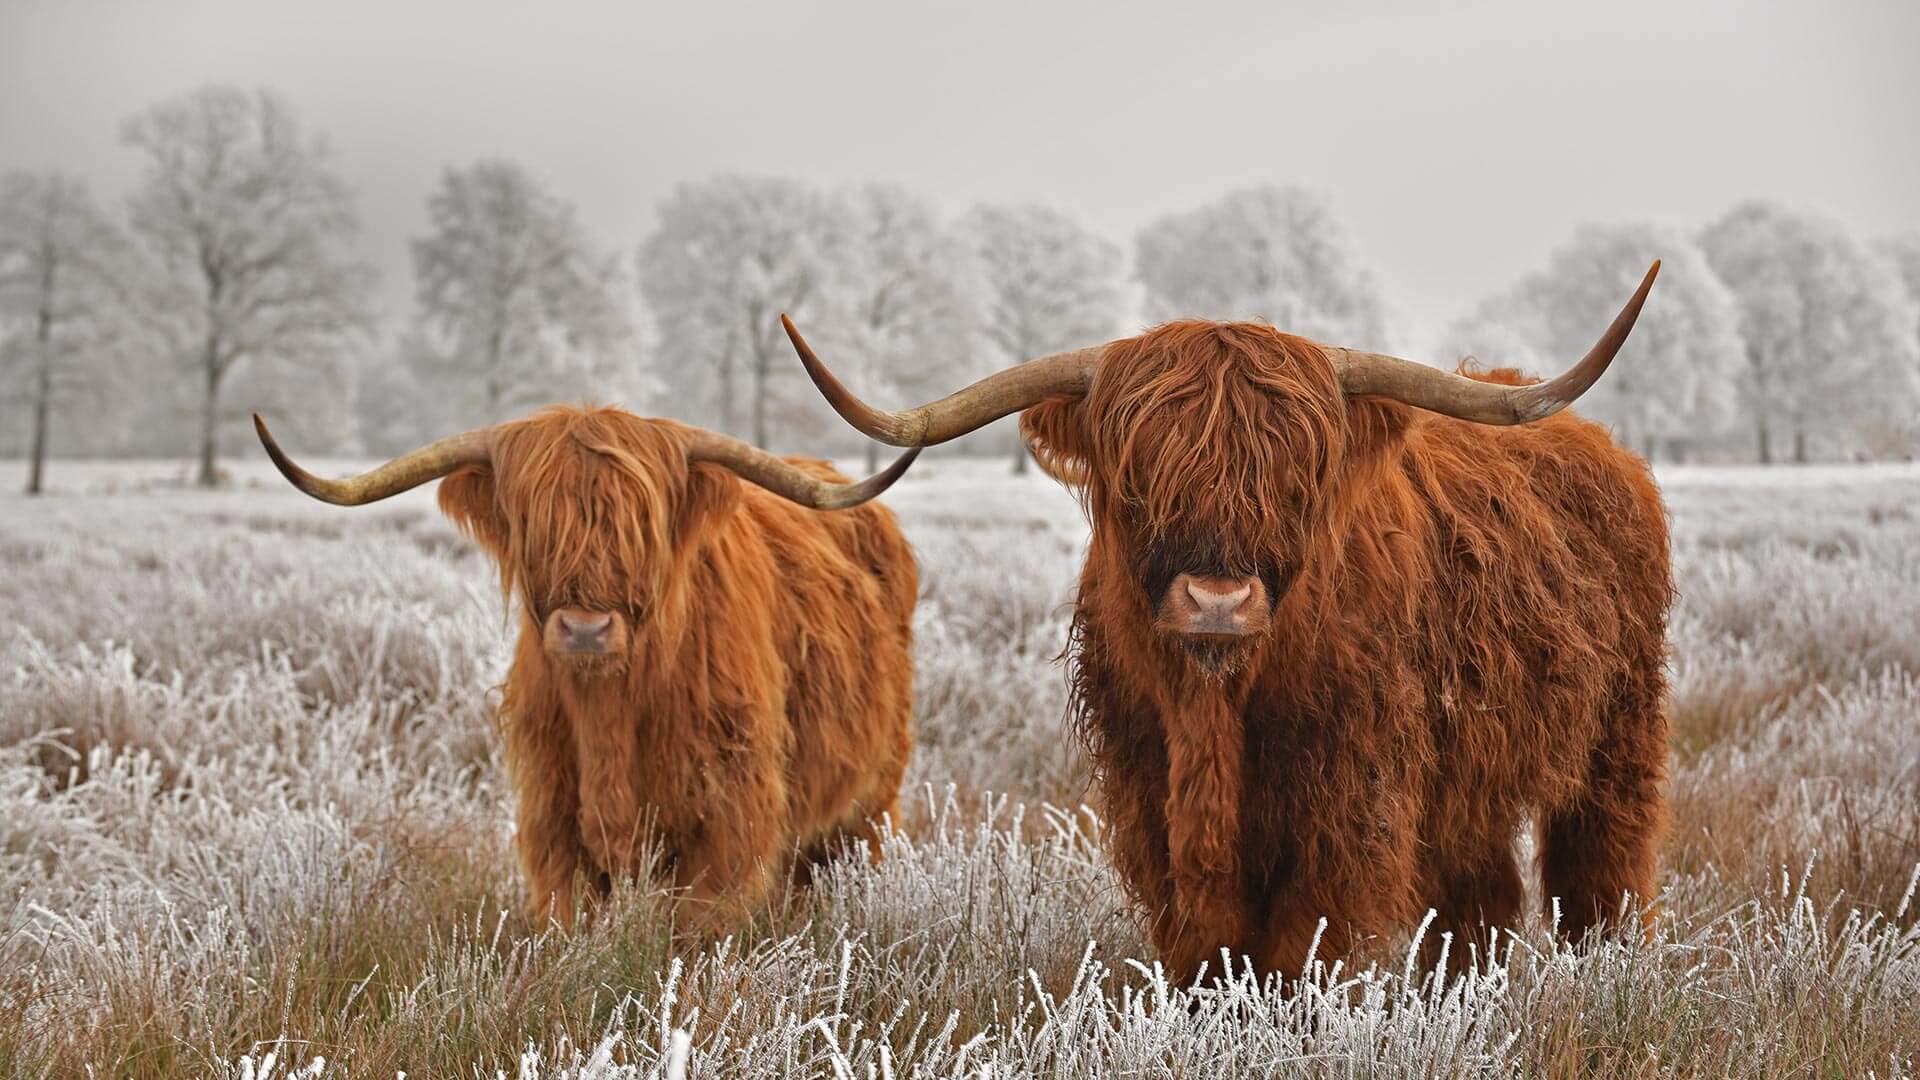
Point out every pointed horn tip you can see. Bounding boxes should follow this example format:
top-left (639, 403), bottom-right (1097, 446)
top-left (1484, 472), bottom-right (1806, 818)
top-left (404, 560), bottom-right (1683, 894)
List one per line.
top-left (834, 445), bottom-right (920, 507)
top-left (857, 445), bottom-right (921, 502)
top-left (251, 412), bottom-right (314, 485)
top-left (252, 412), bottom-right (293, 468)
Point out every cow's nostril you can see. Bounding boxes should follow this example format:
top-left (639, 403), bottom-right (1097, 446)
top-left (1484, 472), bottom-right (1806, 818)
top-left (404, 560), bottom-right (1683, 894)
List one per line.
top-left (1186, 580), bottom-right (1253, 614)
top-left (561, 613), bottom-right (612, 637)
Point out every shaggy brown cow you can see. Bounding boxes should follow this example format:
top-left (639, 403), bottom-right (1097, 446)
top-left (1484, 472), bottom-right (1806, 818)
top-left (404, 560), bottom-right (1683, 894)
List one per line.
top-left (785, 263), bottom-right (1671, 981)
top-left (254, 406), bottom-right (919, 932)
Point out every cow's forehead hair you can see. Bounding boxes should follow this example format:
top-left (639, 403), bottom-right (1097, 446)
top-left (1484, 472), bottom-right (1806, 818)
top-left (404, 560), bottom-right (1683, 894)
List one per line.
top-left (488, 408), bottom-right (692, 513)
top-left (484, 406), bottom-right (690, 606)
top-left (1086, 320), bottom-right (1346, 542)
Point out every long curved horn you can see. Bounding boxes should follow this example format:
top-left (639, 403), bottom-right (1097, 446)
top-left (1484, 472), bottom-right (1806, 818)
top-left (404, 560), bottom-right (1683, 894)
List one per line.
top-left (1324, 260), bottom-right (1660, 425)
top-left (782, 314), bottom-right (1103, 447)
top-left (254, 413), bottom-right (493, 505)
top-left (684, 427), bottom-right (919, 510)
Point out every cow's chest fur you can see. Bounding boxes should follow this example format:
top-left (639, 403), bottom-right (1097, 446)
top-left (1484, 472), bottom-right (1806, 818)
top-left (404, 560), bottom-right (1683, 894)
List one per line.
top-left (555, 673), bottom-right (780, 883)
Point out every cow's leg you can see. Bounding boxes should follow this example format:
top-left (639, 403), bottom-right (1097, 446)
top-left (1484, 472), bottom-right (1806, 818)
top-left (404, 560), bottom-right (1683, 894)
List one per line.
top-left (1147, 691), bottom-right (1253, 985)
top-left (1100, 766), bottom-right (1241, 986)
top-left (502, 682), bottom-right (590, 929)
top-left (676, 849), bottom-right (777, 935)
top-left (790, 797), bottom-right (898, 888)
top-left (838, 711), bottom-right (910, 868)
top-left (673, 728), bottom-right (791, 935)
top-left (846, 795), bottom-right (897, 864)
top-left (1143, 848), bottom-right (1266, 986)
top-left (1420, 844), bottom-right (1525, 976)
top-left (1538, 690), bottom-right (1669, 944)
top-left (1252, 906), bottom-right (1356, 986)
top-left (1094, 723), bottom-right (1201, 983)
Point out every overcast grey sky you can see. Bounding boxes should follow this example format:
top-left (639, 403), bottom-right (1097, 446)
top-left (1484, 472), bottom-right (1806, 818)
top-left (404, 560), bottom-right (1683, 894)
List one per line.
top-left (4, 0), bottom-right (1916, 352)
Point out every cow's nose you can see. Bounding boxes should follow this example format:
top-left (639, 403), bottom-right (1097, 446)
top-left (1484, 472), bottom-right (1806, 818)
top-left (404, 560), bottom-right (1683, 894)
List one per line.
top-left (548, 608), bottom-right (618, 654)
top-left (1161, 572), bottom-right (1269, 638)
top-left (1186, 579), bottom-right (1253, 616)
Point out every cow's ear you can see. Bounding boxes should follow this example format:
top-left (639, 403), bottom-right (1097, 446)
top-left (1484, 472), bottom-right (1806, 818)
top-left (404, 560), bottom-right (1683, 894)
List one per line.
top-left (439, 464), bottom-right (508, 554)
top-left (1021, 396), bottom-right (1095, 487)
top-left (676, 461), bottom-right (744, 548)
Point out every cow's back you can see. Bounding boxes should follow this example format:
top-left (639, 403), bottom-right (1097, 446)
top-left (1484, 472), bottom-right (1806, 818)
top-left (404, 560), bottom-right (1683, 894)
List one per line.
top-left (1394, 394), bottom-right (1672, 840)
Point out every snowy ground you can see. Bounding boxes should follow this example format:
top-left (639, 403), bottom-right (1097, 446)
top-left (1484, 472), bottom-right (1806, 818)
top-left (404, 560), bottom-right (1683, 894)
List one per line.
top-left (2, 455), bottom-right (1918, 1077)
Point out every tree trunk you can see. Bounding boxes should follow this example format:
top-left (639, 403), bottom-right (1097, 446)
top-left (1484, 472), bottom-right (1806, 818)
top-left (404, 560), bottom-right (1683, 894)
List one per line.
top-left (26, 288), bottom-right (54, 496)
top-left (484, 321), bottom-right (505, 413)
top-left (198, 270), bottom-right (226, 488)
top-left (864, 439), bottom-right (878, 474)
top-left (1757, 416), bottom-right (1772, 465)
top-left (1642, 433), bottom-right (1656, 461)
top-left (198, 349), bottom-right (223, 488)
top-left (1792, 428), bottom-right (1808, 464)
top-left (26, 319), bottom-right (53, 491)
top-left (1011, 431), bottom-right (1030, 475)
top-left (717, 327), bottom-right (739, 436)
top-left (751, 347), bottom-right (770, 450)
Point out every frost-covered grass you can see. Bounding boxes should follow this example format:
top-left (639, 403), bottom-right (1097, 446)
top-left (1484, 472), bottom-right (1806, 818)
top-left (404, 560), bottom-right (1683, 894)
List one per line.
top-left (2, 457), bottom-right (1918, 1077)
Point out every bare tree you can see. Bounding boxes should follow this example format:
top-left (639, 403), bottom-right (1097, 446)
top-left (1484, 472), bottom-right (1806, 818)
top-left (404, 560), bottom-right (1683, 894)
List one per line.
top-left (413, 159), bottom-right (637, 423)
top-left (638, 176), bottom-right (845, 448)
top-left (123, 86), bottom-right (372, 486)
top-left (957, 203), bottom-right (1125, 472)
top-left (0, 172), bottom-right (140, 493)
top-left (1444, 224), bottom-right (1744, 460)
top-left (1136, 185), bottom-right (1387, 348)
top-left (1699, 202), bottom-right (1920, 463)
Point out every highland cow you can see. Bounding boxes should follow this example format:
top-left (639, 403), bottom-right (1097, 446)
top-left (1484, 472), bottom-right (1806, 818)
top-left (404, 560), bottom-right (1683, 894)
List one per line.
top-left (255, 406), bottom-right (919, 932)
top-left (786, 263), bottom-right (1671, 981)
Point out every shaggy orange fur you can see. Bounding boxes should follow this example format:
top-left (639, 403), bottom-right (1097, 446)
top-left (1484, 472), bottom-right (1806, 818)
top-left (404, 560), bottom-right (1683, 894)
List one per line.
top-left (437, 406), bottom-right (917, 931)
top-left (1021, 322), bottom-right (1672, 982)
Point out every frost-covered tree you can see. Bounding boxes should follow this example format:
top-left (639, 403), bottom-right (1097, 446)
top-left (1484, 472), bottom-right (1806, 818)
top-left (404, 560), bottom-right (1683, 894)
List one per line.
top-left (833, 184), bottom-right (980, 470)
top-left (957, 203), bottom-right (1124, 472)
top-left (1443, 224), bottom-right (1744, 459)
top-left (1699, 203), bottom-right (1920, 463)
top-left (0, 172), bottom-right (141, 493)
top-left (638, 176), bottom-right (847, 448)
top-left (1880, 234), bottom-right (1920, 346)
top-left (1136, 186), bottom-right (1387, 348)
top-left (351, 330), bottom-right (440, 456)
top-left (123, 86), bottom-right (373, 485)
top-left (412, 160), bottom-right (636, 424)
top-left (1436, 306), bottom-right (1549, 379)
top-left (1866, 235), bottom-right (1920, 457)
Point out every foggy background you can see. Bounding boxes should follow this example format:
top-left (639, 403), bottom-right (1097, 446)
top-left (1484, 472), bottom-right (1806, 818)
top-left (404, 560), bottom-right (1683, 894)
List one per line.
top-left (4, 0), bottom-right (1919, 488)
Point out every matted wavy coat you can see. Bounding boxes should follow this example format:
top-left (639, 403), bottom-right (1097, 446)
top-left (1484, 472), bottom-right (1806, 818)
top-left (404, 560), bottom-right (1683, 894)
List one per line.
top-left (1018, 322), bottom-right (1672, 979)
top-left (437, 407), bottom-right (918, 930)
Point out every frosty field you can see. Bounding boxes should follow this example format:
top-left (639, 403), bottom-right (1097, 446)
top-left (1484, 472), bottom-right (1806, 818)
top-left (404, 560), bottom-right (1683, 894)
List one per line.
top-left (3, 457), bottom-right (1919, 1078)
